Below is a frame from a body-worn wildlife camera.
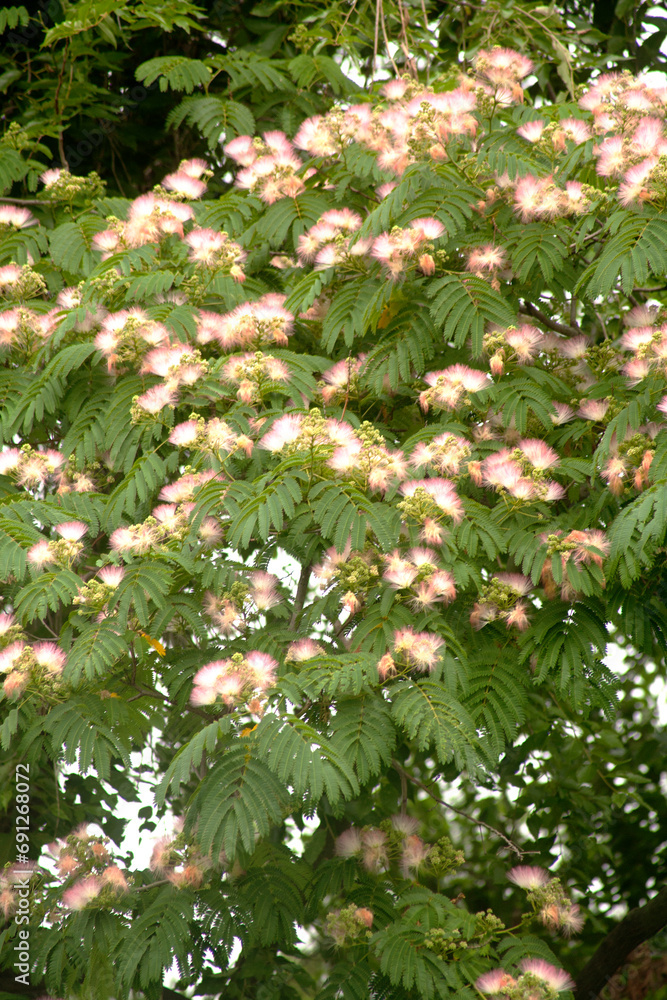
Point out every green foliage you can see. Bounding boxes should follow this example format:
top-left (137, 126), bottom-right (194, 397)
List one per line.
top-left (1, 4), bottom-right (667, 1000)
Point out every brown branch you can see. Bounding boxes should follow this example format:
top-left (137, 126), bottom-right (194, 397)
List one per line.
top-left (289, 563), bottom-right (312, 631)
top-left (520, 300), bottom-right (580, 337)
top-left (392, 760), bottom-right (527, 857)
top-left (575, 886), bottom-right (667, 999)
top-left (0, 197), bottom-right (56, 205)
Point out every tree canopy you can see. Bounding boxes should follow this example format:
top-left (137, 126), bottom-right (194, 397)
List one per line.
top-left (1, 2), bottom-right (667, 1000)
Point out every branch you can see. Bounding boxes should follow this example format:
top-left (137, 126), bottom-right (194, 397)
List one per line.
top-left (392, 761), bottom-right (527, 858)
top-left (520, 300), bottom-right (580, 337)
top-left (575, 885), bottom-right (667, 999)
top-left (0, 197), bottom-right (55, 206)
top-left (288, 563), bottom-right (312, 631)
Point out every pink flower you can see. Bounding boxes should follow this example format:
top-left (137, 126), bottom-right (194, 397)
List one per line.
top-left (519, 959), bottom-right (574, 992)
top-left (293, 116), bottom-right (338, 156)
top-left (259, 414), bottom-right (303, 452)
top-left (134, 384), bottom-right (179, 414)
top-left (507, 865), bottom-right (550, 889)
top-left (467, 244), bottom-right (506, 272)
top-left (3, 672), bottom-right (28, 699)
top-left (409, 217), bottom-right (445, 241)
top-left (54, 520), bottom-right (88, 542)
top-left (517, 120), bottom-right (544, 142)
top-left (248, 571), bottom-right (280, 610)
top-left (559, 118), bottom-right (591, 144)
top-left (514, 174), bottom-right (552, 222)
top-left (0, 448), bottom-right (21, 474)
top-left (98, 566), bottom-right (124, 586)
top-left (224, 135), bottom-right (257, 166)
top-left (286, 638), bottom-right (325, 661)
top-left (381, 79), bottom-right (410, 100)
top-left (102, 865), bottom-right (128, 891)
top-left (393, 628), bottom-right (444, 671)
top-left (400, 834), bottom-right (431, 876)
top-left (162, 172), bottom-right (207, 199)
top-left (62, 875), bottom-right (102, 910)
top-left (400, 478), bottom-right (464, 522)
top-left (0, 612), bottom-right (17, 636)
top-left (246, 651), bottom-right (277, 691)
top-left (0, 641), bottom-right (26, 673)
top-left (519, 439), bottom-right (559, 469)
top-left (595, 136), bottom-right (625, 177)
top-left (32, 642), bottom-right (66, 674)
top-left (361, 828), bottom-right (388, 872)
top-left (335, 828), bottom-right (363, 857)
top-left (476, 969), bottom-right (516, 994)
top-left (169, 420), bottom-right (201, 447)
top-left (0, 205), bottom-right (35, 228)
top-left (179, 157), bottom-right (209, 179)
top-left (577, 399), bottom-right (609, 420)
top-left (41, 168), bottom-right (62, 187)
top-left (27, 540), bottom-right (55, 569)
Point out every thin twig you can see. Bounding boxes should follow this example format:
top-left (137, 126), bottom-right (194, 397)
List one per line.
top-left (520, 300), bottom-right (580, 337)
top-left (0, 197), bottom-right (56, 205)
top-left (393, 760), bottom-right (527, 857)
top-left (378, 0), bottom-right (400, 77)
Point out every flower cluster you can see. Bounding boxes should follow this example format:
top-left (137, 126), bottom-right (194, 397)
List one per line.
top-left (203, 571), bottom-right (281, 637)
top-left (27, 520), bottom-right (88, 571)
top-left (132, 344), bottom-right (209, 416)
top-left (382, 547), bottom-right (456, 612)
top-left (319, 354), bottom-right (366, 404)
top-left (0, 306), bottom-right (59, 351)
top-left (384, 627), bottom-right (445, 674)
top-left (46, 825), bottom-right (129, 910)
top-left (225, 131), bottom-right (306, 203)
top-left (40, 167), bottom-right (104, 202)
top-left (476, 959), bottom-right (574, 998)
top-left (0, 615), bottom-right (67, 699)
top-left (93, 307), bottom-right (169, 371)
top-left (540, 529), bottom-right (610, 601)
top-left (512, 174), bottom-right (591, 222)
top-left (482, 324), bottom-right (555, 374)
top-left (0, 204), bottom-right (35, 229)
top-left (169, 415), bottom-right (253, 457)
top-left (418, 364), bottom-right (490, 411)
top-left (285, 637), bottom-right (326, 661)
top-left (259, 408), bottom-right (356, 454)
top-left (296, 208), bottom-right (369, 268)
top-left (582, 72), bottom-right (667, 207)
top-left (110, 499), bottom-right (222, 556)
top-left (149, 832), bottom-right (211, 888)
top-left (0, 445), bottom-right (65, 489)
top-left (325, 904), bottom-right (374, 946)
top-left (507, 865), bottom-right (585, 937)
top-left (220, 351), bottom-right (290, 404)
top-left (474, 47), bottom-right (534, 103)
top-left (0, 262), bottom-right (47, 300)
top-left (0, 863), bottom-right (38, 921)
top-left (189, 650), bottom-right (277, 707)
top-left (371, 217), bottom-right (445, 278)
top-left (474, 440), bottom-right (564, 503)
top-left (335, 815), bottom-right (433, 877)
top-left (470, 574), bottom-right (532, 631)
top-left (327, 421), bottom-right (407, 492)
top-left (73, 565), bottom-right (125, 617)
top-left (184, 228), bottom-right (246, 279)
top-left (194, 293), bottom-right (294, 351)
top-left (397, 477), bottom-right (464, 525)
top-left (410, 432), bottom-right (472, 477)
